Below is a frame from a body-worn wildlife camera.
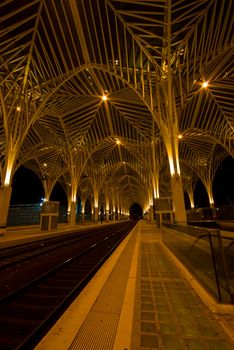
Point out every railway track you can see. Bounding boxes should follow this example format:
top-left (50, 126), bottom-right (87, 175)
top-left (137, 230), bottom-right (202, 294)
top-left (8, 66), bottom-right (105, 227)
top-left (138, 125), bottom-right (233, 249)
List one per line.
top-left (0, 221), bottom-right (136, 350)
top-left (0, 223), bottom-right (126, 269)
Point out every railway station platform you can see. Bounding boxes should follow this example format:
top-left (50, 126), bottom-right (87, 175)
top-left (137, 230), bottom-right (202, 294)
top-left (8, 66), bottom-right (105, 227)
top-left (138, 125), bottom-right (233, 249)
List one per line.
top-left (1, 221), bottom-right (234, 349)
top-left (0, 222), bottom-right (103, 248)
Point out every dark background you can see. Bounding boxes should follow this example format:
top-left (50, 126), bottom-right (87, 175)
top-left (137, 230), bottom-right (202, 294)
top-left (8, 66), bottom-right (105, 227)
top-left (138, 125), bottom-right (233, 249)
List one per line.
top-left (10, 156), bottom-right (234, 209)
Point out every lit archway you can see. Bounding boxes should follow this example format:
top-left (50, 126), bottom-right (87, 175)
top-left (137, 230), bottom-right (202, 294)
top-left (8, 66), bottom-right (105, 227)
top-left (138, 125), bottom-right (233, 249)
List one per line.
top-left (130, 203), bottom-right (143, 220)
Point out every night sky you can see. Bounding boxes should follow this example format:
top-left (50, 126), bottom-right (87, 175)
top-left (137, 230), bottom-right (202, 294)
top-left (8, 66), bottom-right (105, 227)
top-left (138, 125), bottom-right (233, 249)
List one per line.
top-left (212, 156), bottom-right (234, 207)
top-left (10, 168), bottom-right (68, 205)
top-left (10, 156), bottom-right (234, 209)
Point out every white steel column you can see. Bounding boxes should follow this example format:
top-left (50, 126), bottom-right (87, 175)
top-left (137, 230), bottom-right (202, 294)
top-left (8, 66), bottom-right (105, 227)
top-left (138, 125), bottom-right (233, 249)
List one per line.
top-left (70, 201), bottom-right (77, 226)
top-left (0, 186), bottom-right (12, 234)
top-left (150, 205), bottom-right (154, 223)
top-left (170, 175), bottom-right (186, 224)
top-left (94, 206), bottom-right (99, 222)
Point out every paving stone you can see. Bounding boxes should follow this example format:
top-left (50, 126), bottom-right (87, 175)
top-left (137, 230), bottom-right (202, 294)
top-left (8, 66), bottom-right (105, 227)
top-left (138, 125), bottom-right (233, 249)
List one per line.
top-left (180, 324), bottom-right (203, 336)
top-left (157, 313), bottom-right (174, 323)
top-left (160, 323), bottom-right (177, 334)
top-left (141, 296), bottom-right (154, 303)
top-left (141, 334), bottom-right (159, 347)
top-left (206, 339), bottom-right (231, 350)
top-left (183, 338), bottom-right (207, 350)
top-left (172, 304), bottom-right (190, 313)
top-left (153, 291), bottom-right (165, 297)
top-left (154, 297), bottom-right (168, 305)
top-left (141, 303), bottom-right (154, 311)
top-left (201, 327), bottom-right (220, 337)
top-left (162, 335), bottom-right (182, 350)
top-left (156, 304), bottom-right (171, 312)
top-left (141, 312), bottom-right (155, 321)
top-left (141, 322), bottom-right (157, 333)
top-left (141, 290), bottom-right (152, 296)
top-left (176, 314), bottom-right (194, 324)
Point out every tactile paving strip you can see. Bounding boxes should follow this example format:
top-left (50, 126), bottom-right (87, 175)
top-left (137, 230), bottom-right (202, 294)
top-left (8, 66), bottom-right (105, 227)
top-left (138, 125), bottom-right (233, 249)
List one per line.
top-left (68, 230), bottom-right (138, 350)
top-left (131, 241), bottom-right (234, 350)
top-left (68, 311), bottom-right (119, 350)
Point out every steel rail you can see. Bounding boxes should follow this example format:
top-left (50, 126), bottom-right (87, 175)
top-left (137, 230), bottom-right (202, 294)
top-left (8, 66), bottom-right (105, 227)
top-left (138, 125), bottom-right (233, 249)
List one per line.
top-left (0, 221), bottom-right (136, 350)
top-left (0, 222), bottom-right (128, 269)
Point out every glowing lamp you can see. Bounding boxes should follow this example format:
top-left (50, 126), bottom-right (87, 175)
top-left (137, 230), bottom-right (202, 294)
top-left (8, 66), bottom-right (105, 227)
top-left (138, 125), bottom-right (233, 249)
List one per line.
top-left (202, 81), bottom-right (208, 88)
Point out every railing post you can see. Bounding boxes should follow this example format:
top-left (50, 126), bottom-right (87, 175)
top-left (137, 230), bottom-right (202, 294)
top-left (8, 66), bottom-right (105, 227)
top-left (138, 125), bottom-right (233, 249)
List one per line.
top-left (216, 229), bottom-right (232, 301)
top-left (208, 233), bottom-right (222, 302)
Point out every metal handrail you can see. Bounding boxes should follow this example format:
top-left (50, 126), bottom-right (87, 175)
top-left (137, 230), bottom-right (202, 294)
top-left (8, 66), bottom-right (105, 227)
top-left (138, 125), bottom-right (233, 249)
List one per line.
top-left (162, 223), bottom-right (234, 304)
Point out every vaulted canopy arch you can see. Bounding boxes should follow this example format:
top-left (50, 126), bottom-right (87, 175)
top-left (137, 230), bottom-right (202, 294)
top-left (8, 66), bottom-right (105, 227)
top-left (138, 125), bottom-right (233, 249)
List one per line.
top-left (0, 0), bottom-right (233, 228)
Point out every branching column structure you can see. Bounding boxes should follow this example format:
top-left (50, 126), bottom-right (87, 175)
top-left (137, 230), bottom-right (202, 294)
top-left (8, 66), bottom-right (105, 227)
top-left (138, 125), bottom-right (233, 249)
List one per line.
top-left (151, 141), bottom-right (160, 200)
top-left (0, 78), bottom-right (35, 232)
top-left (0, 1), bottom-right (46, 232)
top-left (67, 168), bottom-right (79, 226)
top-left (41, 166), bottom-right (60, 202)
top-left (111, 190), bottom-right (116, 222)
top-left (67, 150), bottom-right (88, 225)
top-left (150, 132), bottom-right (160, 222)
top-left (181, 171), bottom-right (198, 209)
top-left (146, 171), bottom-right (154, 222)
top-left (155, 80), bottom-right (186, 223)
top-left (116, 195), bottom-right (121, 221)
top-left (159, 1), bottom-right (186, 223)
top-left (192, 147), bottom-right (228, 208)
top-left (90, 176), bottom-right (102, 222)
top-left (104, 184), bottom-right (110, 222)
top-left (0, 186), bottom-right (12, 234)
top-left (0, 93), bottom-right (25, 231)
top-left (79, 188), bottom-right (87, 222)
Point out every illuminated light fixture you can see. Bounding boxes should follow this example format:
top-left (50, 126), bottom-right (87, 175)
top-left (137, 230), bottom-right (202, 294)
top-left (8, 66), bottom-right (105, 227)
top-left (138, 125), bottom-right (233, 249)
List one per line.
top-left (43, 163), bottom-right (47, 167)
top-left (178, 134), bottom-right (183, 139)
top-left (4, 169), bottom-right (11, 186)
top-left (16, 106), bottom-right (21, 112)
top-left (202, 81), bottom-right (209, 88)
top-left (40, 197), bottom-right (47, 206)
top-left (169, 158), bottom-right (175, 176)
top-left (116, 139), bottom-right (121, 145)
top-left (102, 95), bottom-right (107, 101)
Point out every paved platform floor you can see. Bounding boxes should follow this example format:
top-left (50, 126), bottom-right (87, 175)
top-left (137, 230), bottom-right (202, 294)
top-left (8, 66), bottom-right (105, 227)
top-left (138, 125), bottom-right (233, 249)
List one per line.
top-left (33, 222), bottom-right (234, 350)
top-left (131, 224), bottom-right (234, 350)
top-left (1, 222), bottom-right (234, 349)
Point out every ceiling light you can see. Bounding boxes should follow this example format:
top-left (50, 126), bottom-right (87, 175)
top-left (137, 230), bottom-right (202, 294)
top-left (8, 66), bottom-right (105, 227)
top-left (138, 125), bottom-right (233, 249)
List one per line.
top-left (202, 81), bottom-right (209, 88)
top-left (102, 95), bottom-right (107, 101)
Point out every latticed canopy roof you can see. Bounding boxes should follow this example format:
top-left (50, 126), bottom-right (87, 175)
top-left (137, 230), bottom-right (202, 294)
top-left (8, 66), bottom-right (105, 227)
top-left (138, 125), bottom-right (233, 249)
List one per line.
top-left (0, 0), bottom-right (233, 209)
